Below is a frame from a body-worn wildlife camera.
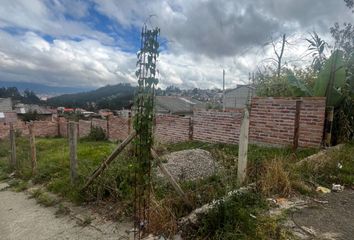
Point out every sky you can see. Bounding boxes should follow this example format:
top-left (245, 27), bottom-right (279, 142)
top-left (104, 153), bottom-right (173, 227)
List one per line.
top-left (0, 0), bottom-right (353, 90)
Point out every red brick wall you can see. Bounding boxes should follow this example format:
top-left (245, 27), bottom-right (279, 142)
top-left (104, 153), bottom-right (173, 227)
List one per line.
top-left (32, 121), bottom-right (58, 137)
top-left (249, 98), bottom-right (297, 146)
top-left (193, 110), bottom-right (243, 144)
top-left (155, 115), bottom-right (191, 143)
top-left (14, 121), bottom-right (29, 136)
top-left (0, 123), bottom-right (10, 139)
top-left (298, 98), bottom-right (326, 147)
top-left (108, 116), bottom-right (131, 141)
top-left (249, 97), bottom-right (325, 148)
top-left (79, 120), bottom-right (91, 138)
top-left (92, 119), bottom-right (107, 134)
top-left (58, 117), bottom-right (68, 137)
top-left (0, 97), bottom-right (326, 148)
top-left (0, 112), bottom-right (18, 123)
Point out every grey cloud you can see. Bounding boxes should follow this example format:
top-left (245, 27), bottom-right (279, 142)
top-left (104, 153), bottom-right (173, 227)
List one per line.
top-left (95, 0), bottom-right (353, 58)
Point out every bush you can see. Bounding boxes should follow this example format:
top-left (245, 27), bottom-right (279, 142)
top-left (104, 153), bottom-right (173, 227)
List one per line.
top-left (87, 126), bottom-right (107, 141)
top-left (190, 192), bottom-right (272, 240)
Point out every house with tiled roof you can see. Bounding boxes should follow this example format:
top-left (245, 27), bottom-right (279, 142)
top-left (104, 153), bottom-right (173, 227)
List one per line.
top-left (0, 98), bottom-right (17, 123)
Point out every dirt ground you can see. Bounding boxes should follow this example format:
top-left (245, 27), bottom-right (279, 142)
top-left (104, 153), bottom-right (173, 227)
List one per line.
top-left (0, 182), bottom-right (133, 240)
top-left (288, 189), bottom-right (354, 240)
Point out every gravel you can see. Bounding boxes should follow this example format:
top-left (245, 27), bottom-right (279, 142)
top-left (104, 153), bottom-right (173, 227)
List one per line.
top-left (158, 149), bottom-right (219, 181)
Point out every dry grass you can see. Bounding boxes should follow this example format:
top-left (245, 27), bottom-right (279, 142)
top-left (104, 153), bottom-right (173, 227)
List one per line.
top-left (257, 158), bottom-right (292, 197)
top-left (148, 196), bottom-right (178, 238)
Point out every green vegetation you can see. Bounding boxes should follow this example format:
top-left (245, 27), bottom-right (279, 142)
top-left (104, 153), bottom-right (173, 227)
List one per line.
top-left (295, 142), bottom-right (354, 187)
top-left (86, 126), bottom-right (107, 141)
top-left (1, 137), bottom-right (353, 239)
top-left (190, 192), bottom-right (291, 240)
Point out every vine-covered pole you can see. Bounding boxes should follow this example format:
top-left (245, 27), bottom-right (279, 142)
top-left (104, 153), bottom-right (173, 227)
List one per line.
top-left (133, 25), bottom-right (160, 239)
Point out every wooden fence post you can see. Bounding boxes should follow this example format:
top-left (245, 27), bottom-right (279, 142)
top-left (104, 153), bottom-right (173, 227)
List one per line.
top-left (324, 106), bottom-right (334, 146)
top-left (68, 122), bottom-right (78, 184)
top-left (237, 109), bottom-right (250, 185)
top-left (9, 123), bottom-right (17, 170)
top-left (29, 122), bottom-right (37, 175)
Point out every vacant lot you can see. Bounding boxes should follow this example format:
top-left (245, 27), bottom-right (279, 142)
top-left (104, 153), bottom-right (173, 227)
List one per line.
top-left (1, 137), bottom-right (353, 239)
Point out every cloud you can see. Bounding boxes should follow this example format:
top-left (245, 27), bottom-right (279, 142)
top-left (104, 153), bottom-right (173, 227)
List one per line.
top-left (0, 0), bottom-right (112, 43)
top-left (0, 0), bottom-right (353, 90)
top-left (94, 0), bottom-right (353, 58)
top-left (0, 31), bottom-right (136, 88)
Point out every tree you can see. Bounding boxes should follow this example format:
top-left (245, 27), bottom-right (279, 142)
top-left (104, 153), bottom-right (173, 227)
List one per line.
top-left (270, 34), bottom-right (287, 79)
top-left (306, 32), bottom-right (327, 72)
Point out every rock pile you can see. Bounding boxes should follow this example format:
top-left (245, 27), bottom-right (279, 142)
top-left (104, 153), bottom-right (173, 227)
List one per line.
top-left (159, 149), bottom-right (219, 181)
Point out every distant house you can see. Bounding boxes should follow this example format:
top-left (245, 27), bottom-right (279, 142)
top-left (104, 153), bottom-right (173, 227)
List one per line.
top-left (0, 98), bottom-right (17, 123)
top-left (98, 109), bottom-right (114, 118)
top-left (155, 96), bottom-right (205, 115)
top-left (15, 103), bottom-right (53, 121)
top-left (115, 109), bottom-right (131, 118)
top-left (224, 85), bottom-right (256, 110)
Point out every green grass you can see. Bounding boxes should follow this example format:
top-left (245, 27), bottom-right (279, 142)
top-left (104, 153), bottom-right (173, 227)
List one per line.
top-left (294, 141), bottom-right (354, 187)
top-left (186, 191), bottom-right (292, 240)
top-left (0, 137), bottom-right (118, 202)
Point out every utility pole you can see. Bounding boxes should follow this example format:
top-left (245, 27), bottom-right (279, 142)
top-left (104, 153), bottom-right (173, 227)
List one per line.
top-left (222, 69), bottom-right (225, 111)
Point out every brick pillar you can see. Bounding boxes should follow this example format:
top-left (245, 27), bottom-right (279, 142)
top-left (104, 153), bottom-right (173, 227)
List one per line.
top-left (189, 116), bottom-right (193, 140)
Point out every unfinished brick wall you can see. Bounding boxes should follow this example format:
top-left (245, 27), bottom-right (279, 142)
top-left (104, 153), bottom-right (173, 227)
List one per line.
top-left (92, 118), bottom-right (107, 134)
top-left (0, 97), bottom-right (326, 148)
top-left (108, 116), bottom-right (131, 141)
top-left (58, 117), bottom-right (68, 137)
top-left (298, 98), bottom-right (326, 147)
top-left (32, 121), bottom-right (58, 137)
top-left (155, 115), bottom-right (191, 143)
top-left (0, 123), bottom-right (10, 139)
top-left (249, 98), bottom-right (297, 146)
top-left (193, 110), bottom-right (243, 144)
top-left (249, 97), bottom-right (326, 148)
top-left (78, 120), bottom-right (91, 138)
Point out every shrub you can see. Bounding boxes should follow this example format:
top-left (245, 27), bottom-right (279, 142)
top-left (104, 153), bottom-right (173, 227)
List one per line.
top-left (190, 192), bottom-right (268, 240)
top-left (87, 126), bottom-right (107, 141)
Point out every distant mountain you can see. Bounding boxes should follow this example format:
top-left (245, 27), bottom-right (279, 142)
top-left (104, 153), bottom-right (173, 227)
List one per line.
top-left (0, 87), bottom-right (42, 105)
top-left (0, 81), bottom-right (93, 95)
top-left (47, 83), bottom-right (136, 110)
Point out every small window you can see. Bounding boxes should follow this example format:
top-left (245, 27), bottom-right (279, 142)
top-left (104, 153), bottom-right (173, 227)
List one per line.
top-left (0, 112), bottom-right (4, 118)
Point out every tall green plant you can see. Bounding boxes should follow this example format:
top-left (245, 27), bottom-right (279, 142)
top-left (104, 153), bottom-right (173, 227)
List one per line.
top-left (314, 50), bottom-right (347, 106)
top-left (133, 25), bottom-right (160, 235)
top-left (306, 31), bottom-right (327, 71)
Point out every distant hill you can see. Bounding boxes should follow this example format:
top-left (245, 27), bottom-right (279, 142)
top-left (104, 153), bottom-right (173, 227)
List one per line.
top-left (0, 81), bottom-right (92, 95)
top-left (47, 83), bottom-right (136, 110)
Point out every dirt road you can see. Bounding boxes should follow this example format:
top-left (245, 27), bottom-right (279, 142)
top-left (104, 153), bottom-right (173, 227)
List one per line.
top-left (289, 189), bottom-right (354, 240)
top-left (0, 182), bottom-right (132, 240)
